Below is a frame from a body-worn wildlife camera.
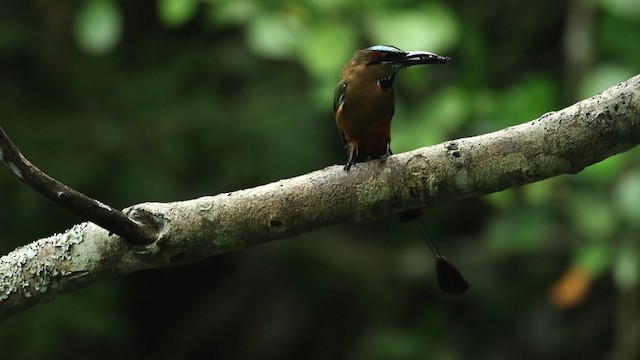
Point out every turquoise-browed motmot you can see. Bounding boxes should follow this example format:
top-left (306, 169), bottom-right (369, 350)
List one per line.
top-left (334, 45), bottom-right (469, 294)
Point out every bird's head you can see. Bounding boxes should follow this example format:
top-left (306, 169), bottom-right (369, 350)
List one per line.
top-left (355, 45), bottom-right (450, 69)
top-left (340, 45), bottom-right (449, 88)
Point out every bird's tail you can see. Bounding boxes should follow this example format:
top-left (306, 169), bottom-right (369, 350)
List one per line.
top-left (398, 209), bottom-right (470, 295)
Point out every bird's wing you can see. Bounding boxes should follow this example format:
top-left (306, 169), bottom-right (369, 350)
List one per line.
top-left (333, 82), bottom-right (347, 114)
top-left (333, 82), bottom-right (348, 146)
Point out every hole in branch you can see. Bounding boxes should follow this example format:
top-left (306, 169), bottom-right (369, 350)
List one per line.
top-left (269, 217), bottom-right (284, 230)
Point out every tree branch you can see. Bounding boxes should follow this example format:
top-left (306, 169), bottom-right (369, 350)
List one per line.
top-left (1, 74), bottom-right (639, 322)
top-left (0, 128), bottom-right (158, 244)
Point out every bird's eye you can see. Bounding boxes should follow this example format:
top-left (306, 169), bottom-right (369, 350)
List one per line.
top-left (366, 50), bottom-right (392, 66)
top-left (371, 51), bottom-right (388, 60)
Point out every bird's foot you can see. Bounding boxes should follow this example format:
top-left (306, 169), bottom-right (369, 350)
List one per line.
top-left (343, 161), bottom-right (356, 171)
top-left (378, 143), bottom-right (393, 165)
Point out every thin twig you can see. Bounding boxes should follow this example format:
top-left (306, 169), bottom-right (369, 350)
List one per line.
top-left (0, 127), bottom-right (157, 244)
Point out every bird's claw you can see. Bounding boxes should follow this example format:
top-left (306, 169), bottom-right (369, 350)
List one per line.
top-left (343, 161), bottom-right (355, 171)
top-left (378, 143), bottom-right (392, 165)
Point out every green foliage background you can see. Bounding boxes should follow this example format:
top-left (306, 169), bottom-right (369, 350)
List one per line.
top-left (1, 0), bottom-right (640, 359)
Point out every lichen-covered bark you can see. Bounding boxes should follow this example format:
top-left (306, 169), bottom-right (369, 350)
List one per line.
top-left (1, 74), bottom-right (639, 322)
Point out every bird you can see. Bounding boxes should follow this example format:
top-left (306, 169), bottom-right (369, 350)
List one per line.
top-left (333, 45), bottom-right (449, 171)
top-left (333, 45), bottom-right (469, 295)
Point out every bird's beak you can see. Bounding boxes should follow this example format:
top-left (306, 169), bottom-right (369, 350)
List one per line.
top-left (400, 51), bottom-right (450, 67)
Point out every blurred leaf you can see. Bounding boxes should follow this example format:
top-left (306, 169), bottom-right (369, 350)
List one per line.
top-left (471, 89), bottom-right (500, 133)
top-left (246, 13), bottom-right (305, 58)
top-left (613, 239), bottom-right (640, 290)
top-left (393, 85), bottom-right (469, 152)
top-left (599, 14), bottom-right (640, 63)
top-left (208, 0), bottom-right (260, 26)
top-left (485, 207), bottom-right (551, 254)
top-left (612, 169), bottom-right (640, 224)
top-left (575, 241), bottom-right (612, 276)
top-left (470, 76), bottom-right (557, 133)
top-left (577, 64), bottom-right (635, 99)
top-left (549, 266), bottom-right (592, 309)
top-left (522, 178), bottom-right (557, 205)
top-left (595, 0), bottom-right (640, 19)
top-left (371, 330), bottom-right (421, 359)
top-left (484, 189), bottom-right (518, 210)
top-left (298, 22), bottom-right (357, 80)
top-left (497, 76), bottom-right (557, 129)
top-left (575, 152), bottom-right (626, 184)
top-left (567, 190), bottom-right (617, 241)
top-left (301, 23), bottom-right (358, 109)
top-left (158, 0), bottom-right (198, 27)
top-left (418, 85), bottom-right (469, 132)
top-left (74, 0), bottom-right (122, 56)
top-left (305, 0), bottom-right (349, 12)
top-left (366, 4), bottom-right (460, 52)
